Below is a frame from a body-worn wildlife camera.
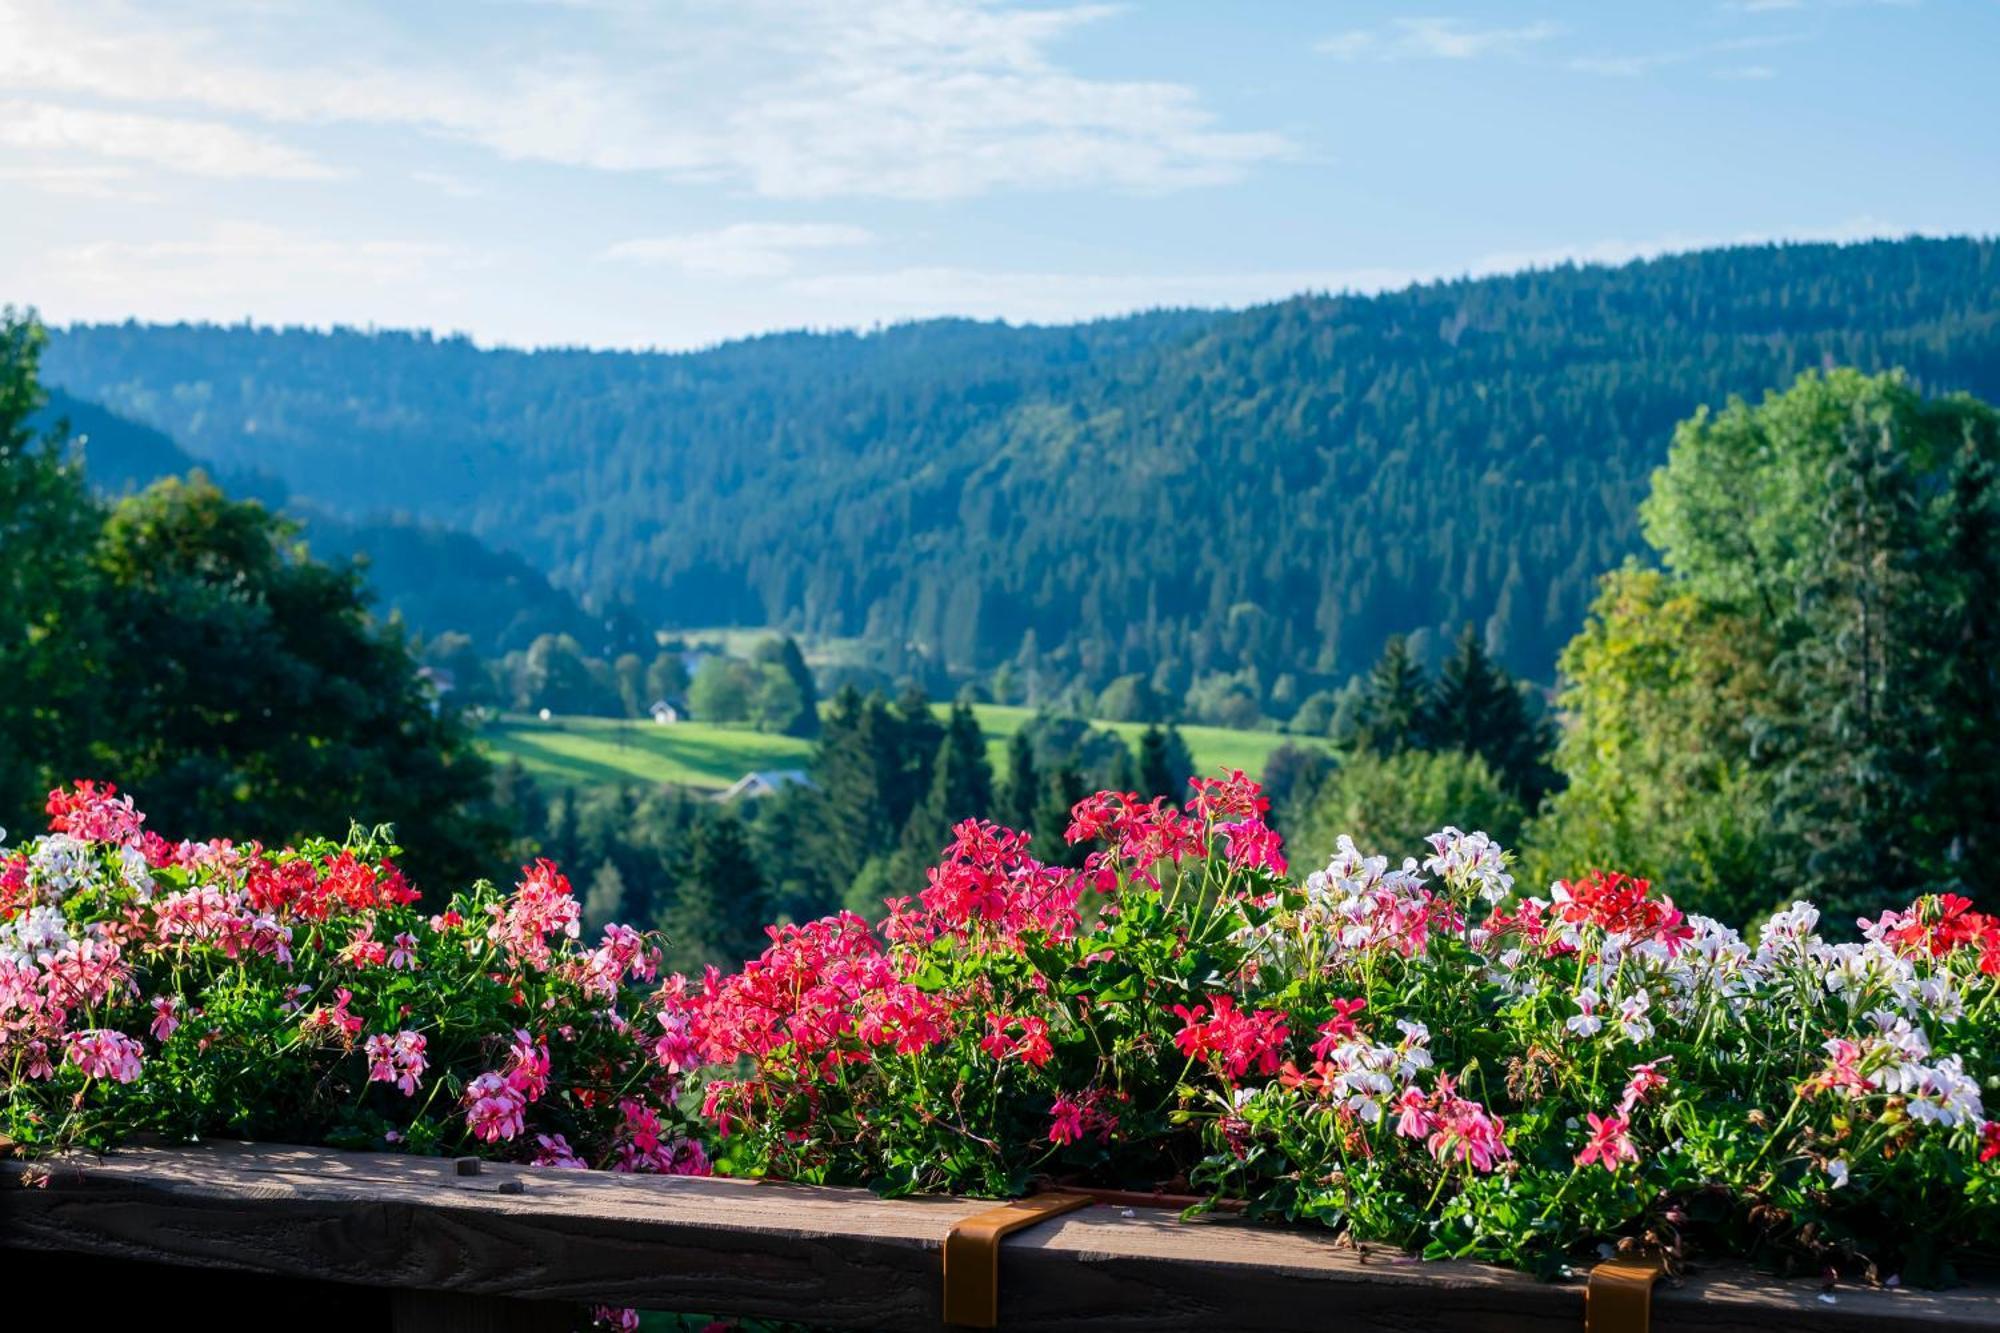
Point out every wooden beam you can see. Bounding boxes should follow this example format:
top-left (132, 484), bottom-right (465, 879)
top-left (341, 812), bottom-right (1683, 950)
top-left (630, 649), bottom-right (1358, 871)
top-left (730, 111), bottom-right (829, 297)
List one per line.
top-left (1, 1142), bottom-right (1993, 1332)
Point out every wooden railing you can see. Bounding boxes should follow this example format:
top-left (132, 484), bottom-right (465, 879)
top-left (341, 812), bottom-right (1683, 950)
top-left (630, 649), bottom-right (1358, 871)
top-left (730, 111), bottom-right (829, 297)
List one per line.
top-left (2, 1142), bottom-right (1995, 1332)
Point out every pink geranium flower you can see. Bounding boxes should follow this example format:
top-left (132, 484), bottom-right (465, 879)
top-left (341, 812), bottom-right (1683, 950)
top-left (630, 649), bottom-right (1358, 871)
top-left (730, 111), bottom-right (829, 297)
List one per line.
top-left (1577, 1112), bottom-right (1639, 1172)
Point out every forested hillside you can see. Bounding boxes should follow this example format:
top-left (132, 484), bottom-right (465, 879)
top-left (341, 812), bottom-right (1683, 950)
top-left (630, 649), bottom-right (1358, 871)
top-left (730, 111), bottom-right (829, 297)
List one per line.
top-left (29, 392), bottom-right (602, 654)
top-left (41, 237), bottom-right (2000, 692)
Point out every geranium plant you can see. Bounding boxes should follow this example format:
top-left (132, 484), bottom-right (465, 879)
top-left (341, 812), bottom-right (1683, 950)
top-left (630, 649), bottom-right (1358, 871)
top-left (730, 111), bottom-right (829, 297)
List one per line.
top-left (6, 774), bottom-right (2000, 1292)
top-left (0, 781), bottom-right (705, 1178)
top-left (665, 773), bottom-right (2000, 1284)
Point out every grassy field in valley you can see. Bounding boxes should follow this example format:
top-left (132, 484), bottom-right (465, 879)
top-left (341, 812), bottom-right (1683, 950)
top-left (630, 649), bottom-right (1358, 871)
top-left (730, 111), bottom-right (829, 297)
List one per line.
top-left (483, 714), bottom-right (812, 790)
top-left (483, 706), bottom-right (1312, 794)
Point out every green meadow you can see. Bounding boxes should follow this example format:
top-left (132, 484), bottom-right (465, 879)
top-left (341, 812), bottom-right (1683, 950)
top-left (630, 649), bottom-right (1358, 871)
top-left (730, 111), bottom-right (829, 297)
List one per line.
top-left (483, 707), bottom-right (1310, 793)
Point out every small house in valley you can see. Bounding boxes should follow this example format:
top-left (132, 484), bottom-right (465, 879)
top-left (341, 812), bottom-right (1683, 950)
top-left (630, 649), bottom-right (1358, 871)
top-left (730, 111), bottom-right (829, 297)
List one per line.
top-left (719, 769), bottom-right (814, 801)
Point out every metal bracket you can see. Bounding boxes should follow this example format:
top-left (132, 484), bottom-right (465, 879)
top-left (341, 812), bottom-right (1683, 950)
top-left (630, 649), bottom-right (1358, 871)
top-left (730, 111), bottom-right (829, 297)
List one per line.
top-left (942, 1193), bottom-right (1093, 1328)
top-left (1586, 1254), bottom-right (1666, 1333)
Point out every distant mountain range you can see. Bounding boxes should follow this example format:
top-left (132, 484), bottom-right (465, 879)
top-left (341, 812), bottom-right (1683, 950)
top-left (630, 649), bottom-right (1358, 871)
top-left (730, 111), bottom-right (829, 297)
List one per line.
top-left (37, 235), bottom-right (2000, 690)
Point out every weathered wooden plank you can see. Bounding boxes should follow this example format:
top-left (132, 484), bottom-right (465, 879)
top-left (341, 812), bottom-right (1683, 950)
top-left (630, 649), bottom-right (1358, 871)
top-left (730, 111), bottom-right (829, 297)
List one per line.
top-left (0, 1142), bottom-right (1993, 1332)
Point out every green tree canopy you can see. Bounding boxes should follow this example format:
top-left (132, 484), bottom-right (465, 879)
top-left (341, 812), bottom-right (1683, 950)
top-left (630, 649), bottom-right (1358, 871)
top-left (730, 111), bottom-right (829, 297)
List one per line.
top-left (1532, 369), bottom-right (2000, 919)
top-left (2, 310), bottom-right (508, 893)
top-left (86, 474), bottom-right (507, 892)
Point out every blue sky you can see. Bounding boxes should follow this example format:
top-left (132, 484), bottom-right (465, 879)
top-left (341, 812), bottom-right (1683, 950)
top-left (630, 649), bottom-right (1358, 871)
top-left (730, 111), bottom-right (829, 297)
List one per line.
top-left (1, 0), bottom-right (1993, 349)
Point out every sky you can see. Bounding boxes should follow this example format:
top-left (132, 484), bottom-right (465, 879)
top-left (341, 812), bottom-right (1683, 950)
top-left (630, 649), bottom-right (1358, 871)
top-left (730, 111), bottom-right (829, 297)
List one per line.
top-left (1, 0), bottom-right (1995, 351)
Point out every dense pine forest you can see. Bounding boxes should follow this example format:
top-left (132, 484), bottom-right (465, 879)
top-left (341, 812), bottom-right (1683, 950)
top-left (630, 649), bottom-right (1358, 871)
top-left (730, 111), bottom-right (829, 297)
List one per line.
top-left (40, 237), bottom-right (2000, 702)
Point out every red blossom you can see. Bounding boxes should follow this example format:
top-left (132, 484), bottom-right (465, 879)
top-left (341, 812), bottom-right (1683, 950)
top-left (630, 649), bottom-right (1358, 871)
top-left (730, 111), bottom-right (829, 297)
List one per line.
top-left (1550, 870), bottom-right (1692, 950)
top-left (1047, 1088), bottom-right (1120, 1145)
top-left (1185, 770), bottom-right (1269, 823)
top-left (979, 1012), bottom-right (1053, 1067)
top-left (45, 782), bottom-right (146, 846)
top-left (899, 820), bottom-right (1084, 947)
top-left (1310, 998), bottom-right (1369, 1060)
top-left (1170, 994), bottom-right (1290, 1081)
top-left (1865, 894), bottom-right (2000, 968)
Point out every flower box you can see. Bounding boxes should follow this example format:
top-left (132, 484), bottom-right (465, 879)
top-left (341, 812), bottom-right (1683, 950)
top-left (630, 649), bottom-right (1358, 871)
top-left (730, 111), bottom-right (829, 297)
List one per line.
top-left (3, 1141), bottom-right (1994, 1332)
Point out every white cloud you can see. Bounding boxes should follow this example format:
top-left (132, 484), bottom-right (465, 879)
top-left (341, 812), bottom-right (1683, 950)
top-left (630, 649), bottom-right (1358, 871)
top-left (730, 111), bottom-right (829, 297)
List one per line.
top-left (44, 222), bottom-right (468, 302)
top-left (0, 162), bottom-right (140, 198)
top-left (409, 170), bottom-right (485, 199)
top-left (603, 224), bottom-right (874, 278)
top-left (1318, 18), bottom-right (1561, 62)
top-left (1572, 31), bottom-right (1799, 78)
top-left (0, 98), bottom-right (334, 179)
top-left (0, 0), bottom-right (1287, 199)
top-left (1568, 52), bottom-right (1679, 76)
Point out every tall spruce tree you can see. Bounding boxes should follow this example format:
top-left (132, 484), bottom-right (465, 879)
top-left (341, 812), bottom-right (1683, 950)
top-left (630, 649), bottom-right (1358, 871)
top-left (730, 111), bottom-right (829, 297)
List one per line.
top-left (1429, 623), bottom-right (1554, 807)
top-left (1769, 406), bottom-right (1936, 914)
top-left (669, 812), bottom-right (770, 970)
top-left (888, 684), bottom-right (944, 830)
top-left (886, 702), bottom-right (995, 890)
top-left (1033, 762), bottom-right (1090, 868)
top-left (796, 686), bottom-right (890, 898)
top-left (1136, 722), bottom-right (1196, 802)
top-left (1352, 635), bottom-right (1431, 756)
top-left (582, 860), bottom-right (627, 932)
top-left (999, 730), bottom-right (1040, 833)
top-left (1936, 437), bottom-right (2000, 898)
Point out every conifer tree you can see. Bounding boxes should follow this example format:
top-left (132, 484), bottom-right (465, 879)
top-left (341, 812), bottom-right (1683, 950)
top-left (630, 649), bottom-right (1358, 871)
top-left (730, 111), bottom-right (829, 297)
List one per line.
top-left (1936, 438), bottom-right (2000, 898)
top-left (886, 702), bottom-right (995, 891)
top-left (669, 812), bottom-right (770, 970)
top-left (582, 860), bottom-right (627, 932)
top-left (1353, 635), bottom-right (1431, 755)
top-left (1430, 623), bottom-right (1553, 806)
top-left (1770, 408), bottom-right (1935, 915)
top-left (999, 730), bottom-right (1039, 833)
top-left (1136, 722), bottom-right (1196, 802)
top-left (888, 684), bottom-right (944, 830)
top-left (1033, 762), bottom-right (1090, 868)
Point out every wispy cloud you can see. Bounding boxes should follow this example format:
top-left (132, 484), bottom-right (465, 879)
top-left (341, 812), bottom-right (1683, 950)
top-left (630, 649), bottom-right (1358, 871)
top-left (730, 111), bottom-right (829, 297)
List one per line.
top-left (1714, 64), bottom-right (1778, 79)
top-left (1572, 31), bottom-right (1801, 77)
top-left (603, 223), bottom-right (874, 278)
top-left (0, 161), bottom-right (141, 198)
top-left (48, 223), bottom-right (463, 291)
top-left (0, 0), bottom-right (1288, 199)
top-left (0, 98), bottom-right (334, 179)
top-left (1318, 18), bottom-right (1561, 62)
top-left (409, 170), bottom-right (485, 199)
top-left (1568, 52), bottom-right (1680, 76)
